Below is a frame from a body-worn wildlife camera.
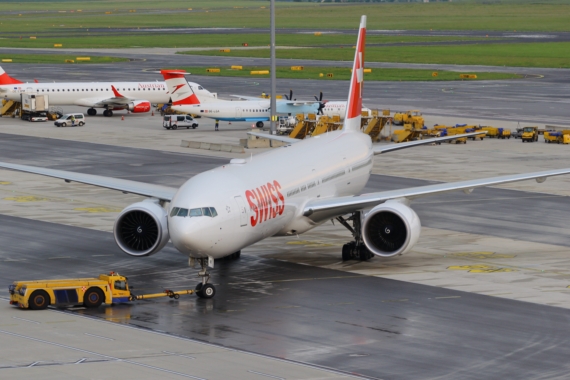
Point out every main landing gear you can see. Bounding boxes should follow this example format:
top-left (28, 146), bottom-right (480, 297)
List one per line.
top-left (103, 109), bottom-right (113, 117)
top-left (87, 108), bottom-right (97, 116)
top-left (337, 211), bottom-right (374, 262)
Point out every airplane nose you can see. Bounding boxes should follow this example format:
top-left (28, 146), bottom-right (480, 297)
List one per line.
top-left (169, 216), bottom-right (209, 254)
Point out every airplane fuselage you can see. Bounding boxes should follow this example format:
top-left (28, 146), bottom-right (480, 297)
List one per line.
top-left (168, 130), bottom-right (373, 259)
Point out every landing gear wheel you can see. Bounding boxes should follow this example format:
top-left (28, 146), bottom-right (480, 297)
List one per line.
top-left (195, 283), bottom-right (203, 292)
top-left (358, 245), bottom-right (373, 261)
top-left (84, 287), bottom-right (104, 308)
top-left (29, 290), bottom-right (49, 310)
top-left (197, 283), bottom-right (216, 299)
top-left (256, 121), bottom-right (264, 129)
top-left (342, 243), bottom-right (353, 261)
top-left (87, 108), bottom-right (97, 116)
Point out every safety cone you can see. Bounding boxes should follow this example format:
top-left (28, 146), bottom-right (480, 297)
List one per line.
top-left (121, 115), bottom-right (124, 121)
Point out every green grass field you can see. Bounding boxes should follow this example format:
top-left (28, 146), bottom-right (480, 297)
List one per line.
top-left (0, 54), bottom-right (128, 64)
top-left (180, 42), bottom-right (570, 69)
top-left (0, 33), bottom-right (493, 49)
top-left (1, 1), bottom-right (569, 34)
top-left (179, 66), bottom-right (521, 82)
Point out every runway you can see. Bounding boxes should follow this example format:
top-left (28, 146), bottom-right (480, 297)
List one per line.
top-left (1, 50), bottom-right (569, 125)
top-left (3, 213), bottom-right (570, 380)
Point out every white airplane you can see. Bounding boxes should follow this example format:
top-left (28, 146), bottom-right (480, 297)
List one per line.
top-left (161, 71), bottom-right (355, 128)
top-left (1, 16), bottom-right (569, 300)
top-left (0, 66), bottom-right (212, 117)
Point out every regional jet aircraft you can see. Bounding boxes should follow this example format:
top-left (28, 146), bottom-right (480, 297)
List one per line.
top-left (1, 16), bottom-right (569, 300)
top-left (0, 66), bottom-right (212, 117)
top-left (161, 71), bottom-right (356, 128)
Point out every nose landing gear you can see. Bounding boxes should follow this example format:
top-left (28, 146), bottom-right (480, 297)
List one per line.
top-left (195, 258), bottom-right (216, 299)
top-left (337, 212), bottom-right (374, 262)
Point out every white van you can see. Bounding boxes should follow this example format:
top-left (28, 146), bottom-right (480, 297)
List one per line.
top-left (54, 113), bottom-right (85, 127)
top-left (163, 115), bottom-right (198, 130)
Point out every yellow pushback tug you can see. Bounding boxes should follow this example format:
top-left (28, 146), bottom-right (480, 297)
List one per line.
top-left (8, 272), bottom-right (194, 310)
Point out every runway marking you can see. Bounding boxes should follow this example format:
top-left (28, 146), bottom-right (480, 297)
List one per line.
top-left (48, 256), bottom-right (71, 260)
top-left (382, 299), bottom-right (408, 303)
top-left (74, 207), bottom-right (121, 213)
top-left (92, 254), bottom-right (113, 257)
top-left (3, 195), bottom-right (47, 202)
top-left (421, 194), bottom-right (560, 205)
top-left (447, 265), bottom-right (517, 273)
top-left (84, 332), bottom-right (114, 340)
top-left (0, 181), bottom-right (11, 185)
top-left (12, 316), bottom-right (40, 324)
top-left (222, 309), bottom-right (246, 313)
top-left (247, 370), bottom-right (285, 380)
top-left (274, 305), bottom-right (300, 309)
top-left (434, 296), bottom-right (461, 299)
top-left (449, 251), bottom-right (516, 259)
top-left (286, 240), bottom-right (339, 247)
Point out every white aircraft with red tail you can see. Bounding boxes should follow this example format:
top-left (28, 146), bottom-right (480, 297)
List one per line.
top-left (0, 66), bottom-right (212, 117)
top-left (0, 16), bottom-right (569, 300)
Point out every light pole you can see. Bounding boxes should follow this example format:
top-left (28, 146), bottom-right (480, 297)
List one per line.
top-left (270, 0), bottom-right (276, 134)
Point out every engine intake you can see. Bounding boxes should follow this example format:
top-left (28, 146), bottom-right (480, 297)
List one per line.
top-left (362, 200), bottom-right (421, 257)
top-left (113, 199), bottom-right (169, 257)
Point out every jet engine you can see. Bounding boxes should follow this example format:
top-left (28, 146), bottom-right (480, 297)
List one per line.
top-left (113, 199), bottom-right (169, 257)
top-left (362, 200), bottom-right (421, 257)
top-left (128, 101), bottom-right (151, 113)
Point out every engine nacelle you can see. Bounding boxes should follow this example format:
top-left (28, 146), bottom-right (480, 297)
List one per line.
top-left (113, 199), bottom-right (169, 257)
top-left (362, 200), bottom-right (421, 257)
top-left (128, 101), bottom-right (151, 113)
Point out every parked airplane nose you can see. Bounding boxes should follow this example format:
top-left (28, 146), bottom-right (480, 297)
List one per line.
top-left (169, 215), bottom-right (209, 254)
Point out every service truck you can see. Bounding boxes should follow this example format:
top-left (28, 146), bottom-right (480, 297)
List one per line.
top-left (521, 126), bottom-right (539, 142)
top-left (8, 272), bottom-right (194, 310)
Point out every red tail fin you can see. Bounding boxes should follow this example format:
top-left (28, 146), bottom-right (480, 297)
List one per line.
top-left (160, 70), bottom-right (200, 106)
top-left (0, 66), bottom-right (23, 85)
top-left (343, 16), bottom-right (367, 132)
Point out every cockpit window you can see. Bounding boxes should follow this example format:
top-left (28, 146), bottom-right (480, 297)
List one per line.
top-left (198, 86), bottom-right (203, 90)
top-left (172, 207), bottom-right (217, 217)
top-left (189, 208), bottom-right (202, 217)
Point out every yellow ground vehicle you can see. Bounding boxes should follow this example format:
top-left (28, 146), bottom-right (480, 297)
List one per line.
top-left (544, 131), bottom-right (570, 144)
top-left (9, 272), bottom-right (194, 310)
top-left (393, 110), bottom-right (424, 128)
top-left (521, 126), bottom-right (539, 142)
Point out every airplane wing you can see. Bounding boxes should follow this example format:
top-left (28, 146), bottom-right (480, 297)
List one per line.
top-left (231, 95), bottom-right (261, 101)
top-left (231, 95), bottom-right (318, 106)
top-left (373, 132), bottom-right (486, 155)
top-left (0, 162), bottom-right (177, 201)
top-left (91, 85), bottom-right (147, 107)
top-left (247, 131), bottom-right (299, 144)
top-left (302, 168), bottom-right (570, 223)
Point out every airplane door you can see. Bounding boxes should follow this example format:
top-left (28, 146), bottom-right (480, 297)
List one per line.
top-left (236, 107), bottom-right (242, 118)
top-left (234, 196), bottom-right (248, 227)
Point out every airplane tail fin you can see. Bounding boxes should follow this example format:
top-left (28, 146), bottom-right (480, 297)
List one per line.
top-left (342, 15), bottom-right (366, 133)
top-left (160, 70), bottom-right (200, 106)
top-left (0, 66), bottom-right (24, 85)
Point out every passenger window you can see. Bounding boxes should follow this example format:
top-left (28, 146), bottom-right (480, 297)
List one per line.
top-left (210, 207), bottom-right (218, 217)
top-left (178, 208), bottom-right (188, 217)
top-left (202, 207), bottom-right (212, 217)
top-left (114, 280), bottom-right (127, 290)
top-left (189, 208), bottom-right (202, 217)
